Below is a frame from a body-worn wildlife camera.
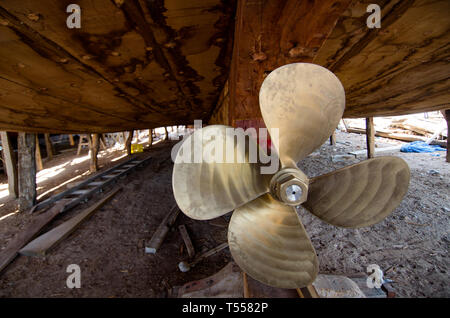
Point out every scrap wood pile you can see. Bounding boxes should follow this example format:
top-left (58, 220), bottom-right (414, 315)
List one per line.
top-left (343, 113), bottom-right (447, 147)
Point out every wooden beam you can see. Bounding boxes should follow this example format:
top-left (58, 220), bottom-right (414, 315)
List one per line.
top-left (35, 134), bottom-right (43, 171)
top-left (68, 134), bottom-right (75, 146)
top-left (44, 133), bottom-right (53, 160)
top-left (145, 205), bottom-right (180, 254)
top-left (346, 127), bottom-right (428, 142)
top-left (18, 132), bottom-right (37, 212)
top-left (125, 130), bottom-right (133, 156)
top-left (88, 134), bottom-right (99, 172)
top-left (297, 285), bottom-right (320, 298)
top-left (444, 109), bottom-right (450, 163)
top-left (149, 129), bottom-right (153, 146)
top-left (164, 127), bottom-right (169, 141)
top-left (178, 224), bottom-right (195, 259)
top-left (19, 188), bottom-right (121, 257)
top-left (0, 131), bottom-right (18, 198)
top-left (0, 200), bottom-right (69, 274)
top-left (366, 117), bottom-right (375, 158)
top-left (330, 132), bottom-right (336, 145)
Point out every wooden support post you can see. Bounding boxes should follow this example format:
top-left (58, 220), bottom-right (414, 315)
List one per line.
top-left (44, 133), bottom-right (53, 160)
top-left (366, 117), bottom-right (375, 158)
top-left (164, 127), bottom-right (169, 140)
top-left (329, 131), bottom-right (336, 145)
top-left (125, 130), bottom-right (133, 155)
top-left (68, 134), bottom-right (75, 146)
top-left (18, 133), bottom-right (37, 212)
top-left (444, 110), bottom-right (450, 163)
top-left (88, 134), bottom-right (99, 172)
top-left (0, 132), bottom-right (18, 198)
top-left (35, 134), bottom-right (43, 171)
top-left (149, 129), bottom-right (153, 146)
top-left (77, 134), bottom-right (89, 155)
top-left (341, 119), bottom-right (349, 132)
top-left (297, 285), bottom-right (320, 298)
top-left (99, 134), bottom-right (107, 150)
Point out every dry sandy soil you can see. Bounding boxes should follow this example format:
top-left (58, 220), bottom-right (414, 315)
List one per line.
top-left (0, 131), bottom-right (448, 298)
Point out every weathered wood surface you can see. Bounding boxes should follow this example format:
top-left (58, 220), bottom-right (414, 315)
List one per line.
top-left (125, 130), bottom-right (133, 155)
top-left (347, 127), bottom-right (428, 142)
top-left (18, 132), bottom-right (37, 212)
top-left (44, 133), bottom-right (53, 159)
top-left (88, 133), bottom-right (99, 172)
top-left (35, 134), bottom-right (43, 171)
top-left (68, 134), bottom-right (75, 146)
top-left (227, 0), bottom-right (352, 125)
top-left (0, 131), bottom-right (18, 198)
top-left (0, 0), bottom-right (235, 133)
top-left (145, 205), bottom-right (180, 254)
top-left (444, 110), bottom-right (450, 163)
top-left (209, 80), bottom-right (230, 125)
top-left (366, 117), bottom-right (375, 158)
top-left (0, 0), bottom-right (449, 132)
top-left (178, 224), bottom-right (195, 259)
top-left (314, 0), bottom-right (450, 118)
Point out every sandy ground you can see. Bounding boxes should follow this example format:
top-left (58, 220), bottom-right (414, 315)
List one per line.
top-left (297, 131), bottom-right (449, 298)
top-left (0, 131), bottom-right (448, 297)
top-left (0, 140), bottom-right (230, 297)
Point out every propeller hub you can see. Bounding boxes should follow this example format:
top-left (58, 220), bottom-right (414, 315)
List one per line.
top-left (285, 184), bottom-right (302, 202)
top-left (270, 168), bottom-right (309, 206)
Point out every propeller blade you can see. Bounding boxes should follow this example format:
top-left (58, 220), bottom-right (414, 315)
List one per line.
top-left (228, 194), bottom-right (318, 288)
top-left (302, 157), bottom-right (410, 228)
top-left (259, 63), bottom-right (345, 167)
top-left (172, 125), bottom-right (271, 220)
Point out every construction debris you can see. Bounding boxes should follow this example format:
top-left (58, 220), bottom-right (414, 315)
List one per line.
top-left (178, 242), bottom-right (228, 272)
top-left (145, 205), bottom-right (180, 254)
top-left (19, 188), bottom-right (121, 257)
top-left (178, 225), bottom-right (195, 259)
top-left (0, 200), bottom-right (69, 274)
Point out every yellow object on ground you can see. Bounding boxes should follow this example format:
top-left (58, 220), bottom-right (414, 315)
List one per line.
top-left (131, 144), bottom-right (143, 153)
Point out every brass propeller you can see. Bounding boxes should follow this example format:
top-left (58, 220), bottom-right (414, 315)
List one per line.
top-left (228, 194), bottom-right (318, 288)
top-left (259, 63), bottom-right (345, 168)
top-left (172, 63), bottom-right (410, 289)
top-left (172, 125), bottom-right (272, 220)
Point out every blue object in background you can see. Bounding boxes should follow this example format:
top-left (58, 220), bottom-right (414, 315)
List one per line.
top-left (400, 141), bottom-right (446, 153)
